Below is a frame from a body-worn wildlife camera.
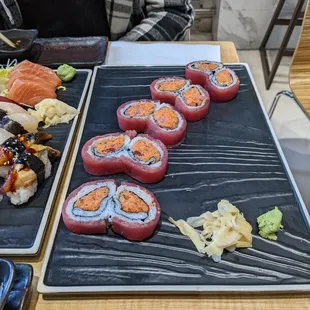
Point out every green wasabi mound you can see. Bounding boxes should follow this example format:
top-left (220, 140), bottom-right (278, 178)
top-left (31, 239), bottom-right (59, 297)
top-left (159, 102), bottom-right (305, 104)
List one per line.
top-left (57, 64), bottom-right (76, 82)
top-left (257, 207), bottom-right (283, 241)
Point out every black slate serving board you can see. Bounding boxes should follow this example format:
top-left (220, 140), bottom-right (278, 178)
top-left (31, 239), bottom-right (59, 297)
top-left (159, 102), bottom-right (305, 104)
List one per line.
top-left (39, 65), bottom-right (310, 293)
top-left (0, 70), bottom-right (92, 255)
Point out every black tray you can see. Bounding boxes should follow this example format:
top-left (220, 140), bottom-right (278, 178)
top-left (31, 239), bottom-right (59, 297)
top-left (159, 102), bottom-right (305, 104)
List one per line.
top-left (0, 70), bottom-right (92, 255)
top-left (0, 37), bottom-right (108, 69)
top-left (38, 65), bottom-right (310, 294)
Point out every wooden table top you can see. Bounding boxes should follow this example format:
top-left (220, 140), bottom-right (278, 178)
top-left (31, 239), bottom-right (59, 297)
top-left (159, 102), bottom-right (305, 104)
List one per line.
top-left (7, 41), bottom-right (310, 310)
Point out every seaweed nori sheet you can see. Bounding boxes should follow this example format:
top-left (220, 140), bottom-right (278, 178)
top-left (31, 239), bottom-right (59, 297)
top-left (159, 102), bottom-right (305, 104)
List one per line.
top-left (0, 70), bottom-right (91, 254)
top-left (43, 66), bottom-right (310, 291)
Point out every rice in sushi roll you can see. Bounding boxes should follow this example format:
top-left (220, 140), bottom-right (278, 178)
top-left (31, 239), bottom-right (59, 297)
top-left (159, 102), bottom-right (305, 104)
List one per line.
top-left (150, 77), bottom-right (190, 105)
top-left (174, 85), bottom-right (210, 122)
top-left (81, 131), bottom-right (137, 176)
top-left (62, 180), bottom-right (117, 234)
top-left (122, 134), bottom-right (168, 183)
top-left (205, 67), bottom-right (240, 102)
top-left (145, 103), bottom-right (187, 148)
top-left (117, 99), bottom-right (160, 132)
top-left (110, 182), bottom-right (161, 241)
top-left (185, 60), bottom-right (223, 86)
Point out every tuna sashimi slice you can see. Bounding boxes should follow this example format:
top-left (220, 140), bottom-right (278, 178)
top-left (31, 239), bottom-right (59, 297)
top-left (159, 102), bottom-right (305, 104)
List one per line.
top-left (8, 79), bottom-right (57, 107)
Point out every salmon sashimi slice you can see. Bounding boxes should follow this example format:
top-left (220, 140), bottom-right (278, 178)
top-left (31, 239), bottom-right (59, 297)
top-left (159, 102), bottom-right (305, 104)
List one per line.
top-left (8, 60), bottom-right (61, 89)
top-left (8, 79), bottom-right (57, 107)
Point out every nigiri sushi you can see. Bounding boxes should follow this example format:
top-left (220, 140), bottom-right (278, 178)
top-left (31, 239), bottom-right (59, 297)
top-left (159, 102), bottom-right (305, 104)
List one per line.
top-left (1, 144), bottom-right (59, 205)
top-left (0, 116), bottom-right (28, 135)
top-left (8, 113), bottom-right (38, 133)
top-left (0, 102), bottom-right (26, 120)
top-left (0, 128), bottom-right (14, 144)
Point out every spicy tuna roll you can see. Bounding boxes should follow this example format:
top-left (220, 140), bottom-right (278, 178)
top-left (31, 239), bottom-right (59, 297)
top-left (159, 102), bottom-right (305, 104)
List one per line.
top-left (145, 103), bottom-right (187, 148)
top-left (110, 182), bottom-right (161, 241)
top-left (117, 99), bottom-right (160, 132)
top-left (185, 60), bottom-right (223, 86)
top-left (81, 131), bottom-right (136, 176)
top-left (122, 134), bottom-right (168, 184)
top-left (150, 77), bottom-right (190, 105)
top-left (205, 67), bottom-right (240, 102)
top-left (174, 85), bottom-right (210, 122)
top-left (62, 180), bottom-right (117, 234)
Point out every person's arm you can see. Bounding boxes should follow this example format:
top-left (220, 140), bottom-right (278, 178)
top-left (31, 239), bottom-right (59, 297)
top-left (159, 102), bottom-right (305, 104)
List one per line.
top-left (119, 0), bottom-right (194, 41)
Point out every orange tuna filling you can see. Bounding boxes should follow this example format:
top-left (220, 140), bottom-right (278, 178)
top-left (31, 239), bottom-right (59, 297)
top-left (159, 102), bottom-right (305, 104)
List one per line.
top-left (157, 80), bottom-right (186, 92)
top-left (195, 63), bottom-right (219, 71)
top-left (153, 107), bottom-right (179, 129)
top-left (132, 140), bottom-right (160, 163)
top-left (125, 102), bottom-right (155, 117)
top-left (182, 88), bottom-right (204, 107)
top-left (120, 190), bottom-right (149, 213)
top-left (94, 136), bottom-right (124, 155)
top-left (216, 70), bottom-right (233, 85)
top-left (75, 187), bottom-right (109, 211)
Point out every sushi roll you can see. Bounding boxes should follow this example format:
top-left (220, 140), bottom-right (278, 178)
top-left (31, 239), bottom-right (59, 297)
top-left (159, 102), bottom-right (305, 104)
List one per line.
top-left (110, 182), bottom-right (161, 241)
top-left (185, 60), bottom-right (223, 86)
top-left (150, 77), bottom-right (190, 105)
top-left (62, 180), bottom-right (117, 234)
top-left (117, 99), bottom-right (160, 132)
top-left (174, 85), bottom-right (210, 122)
top-left (81, 131), bottom-right (137, 176)
top-left (122, 134), bottom-right (168, 184)
top-left (205, 67), bottom-right (240, 102)
top-left (145, 103), bottom-right (187, 148)
top-left (0, 116), bottom-right (28, 135)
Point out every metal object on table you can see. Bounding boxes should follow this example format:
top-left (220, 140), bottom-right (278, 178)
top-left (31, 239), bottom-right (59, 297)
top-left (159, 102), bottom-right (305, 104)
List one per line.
top-left (269, 90), bottom-right (310, 120)
top-left (260, 0), bottom-right (305, 90)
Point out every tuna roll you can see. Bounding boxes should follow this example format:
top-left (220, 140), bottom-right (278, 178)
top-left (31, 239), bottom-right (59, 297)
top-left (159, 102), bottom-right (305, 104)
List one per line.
top-left (150, 77), bottom-right (190, 105)
top-left (81, 131), bottom-right (136, 176)
top-left (117, 99), bottom-right (160, 132)
top-left (110, 182), bottom-right (161, 241)
top-left (62, 180), bottom-right (117, 234)
top-left (185, 60), bottom-right (223, 86)
top-left (145, 103), bottom-right (187, 148)
top-left (205, 67), bottom-right (240, 102)
top-left (122, 134), bottom-right (168, 183)
top-left (174, 85), bottom-right (210, 122)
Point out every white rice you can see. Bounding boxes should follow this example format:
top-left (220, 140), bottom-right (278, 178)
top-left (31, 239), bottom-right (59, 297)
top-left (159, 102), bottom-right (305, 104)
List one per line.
top-left (87, 134), bottom-right (131, 158)
top-left (119, 100), bottom-right (159, 118)
top-left (109, 184), bottom-right (157, 224)
top-left (150, 103), bottom-right (184, 132)
top-left (178, 85), bottom-right (208, 109)
top-left (125, 136), bottom-right (164, 167)
top-left (7, 181), bottom-right (38, 205)
top-left (66, 181), bottom-right (117, 222)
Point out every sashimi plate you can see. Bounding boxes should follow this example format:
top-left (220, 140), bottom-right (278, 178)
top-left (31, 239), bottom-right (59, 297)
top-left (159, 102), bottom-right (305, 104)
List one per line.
top-left (38, 65), bottom-right (310, 294)
top-left (0, 69), bottom-right (92, 255)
